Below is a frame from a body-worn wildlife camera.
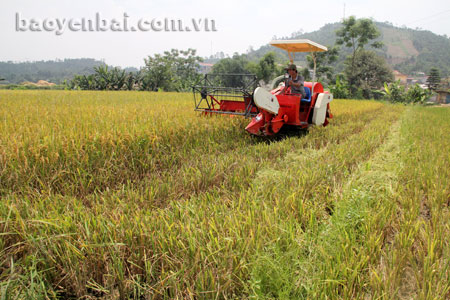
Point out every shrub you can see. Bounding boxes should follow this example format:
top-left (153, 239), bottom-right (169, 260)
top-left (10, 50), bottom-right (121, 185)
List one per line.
top-left (405, 83), bottom-right (431, 104)
top-left (329, 75), bottom-right (350, 99)
top-left (384, 80), bottom-right (406, 103)
top-left (384, 81), bottom-right (431, 104)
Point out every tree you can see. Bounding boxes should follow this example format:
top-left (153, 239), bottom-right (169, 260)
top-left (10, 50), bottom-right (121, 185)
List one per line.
top-left (300, 68), bottom-right (311, 81)
top-left (69, 65), bottom-right (137, 91)
top-left (212, 52), bottom-right (284, 86)
top-left (256, 52), bottom-right (278, 83)
top-left (142, 48), bottom-right (203, 91)
top-left (71, 74), bottom-right (97, 90)
top-left (142, 53), bottom-right (176, 91)
top-left (345, 50), bottom-right (394, 99)
top-left (306, 46), bottom-right (339, 83)
top-left (336, 16), bottom-right (383, 95)
top-left (426, 68), bottom-right (441, 91)
top-left (68, 50), bottom-right (202, 91)
top-left (211, 53), bottom-right (250, 75)
top-left (109, 67), bottom-right (126, 90)
top-left (172, 49), bottom-right (203, 91)
top-left (92, 65), bottom-right (110, 90)
top-left (210, 54), bottom-right (254, 87)
top-left (124, 72), bottom-right (136, 91)
top-left (246, 52), bottom-right (280, 83)
top-left (69, 65), bottom-right (129, 90)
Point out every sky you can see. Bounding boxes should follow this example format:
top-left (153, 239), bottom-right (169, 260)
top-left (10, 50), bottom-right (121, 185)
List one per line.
top-left (1, 0), bottom-right (449, 68)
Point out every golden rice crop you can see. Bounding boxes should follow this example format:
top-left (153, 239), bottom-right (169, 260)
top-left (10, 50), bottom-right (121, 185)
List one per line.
top-left (0, 90), bottom-right (448, 299)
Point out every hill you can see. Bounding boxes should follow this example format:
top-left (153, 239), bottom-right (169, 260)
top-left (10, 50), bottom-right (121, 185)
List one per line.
top-left (247, 21), bottom-right (450, 76)
top-left (2, 21), bottom-right (448, 84)
top-left (0, 58), bottom-right (107, 84)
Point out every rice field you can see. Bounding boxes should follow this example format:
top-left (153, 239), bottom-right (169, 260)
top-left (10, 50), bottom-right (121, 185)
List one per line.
top-left (0, 90), bottom-right (449, 299)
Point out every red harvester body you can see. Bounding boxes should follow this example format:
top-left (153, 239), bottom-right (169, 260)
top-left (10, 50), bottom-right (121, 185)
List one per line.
top-left (193, 40), bottom-right (333, 136)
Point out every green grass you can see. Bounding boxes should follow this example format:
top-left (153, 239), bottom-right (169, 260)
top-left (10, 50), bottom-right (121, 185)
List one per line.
top-left (0, 90), bottom-right (449, 299)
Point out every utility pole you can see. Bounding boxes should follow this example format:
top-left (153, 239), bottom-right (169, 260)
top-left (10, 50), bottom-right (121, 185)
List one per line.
top-left (343, 3), bottom-right (346, 20)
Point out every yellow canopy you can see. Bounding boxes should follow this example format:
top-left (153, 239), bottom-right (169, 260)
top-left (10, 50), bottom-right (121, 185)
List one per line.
top-left (269, 39), bottom-right (328, 53)
top-left (270, 39), bottom-right (327, 82)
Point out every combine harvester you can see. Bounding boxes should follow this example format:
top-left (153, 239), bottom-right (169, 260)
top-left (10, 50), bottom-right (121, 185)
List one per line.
top-left (193, 40), bottom-right (333, 136)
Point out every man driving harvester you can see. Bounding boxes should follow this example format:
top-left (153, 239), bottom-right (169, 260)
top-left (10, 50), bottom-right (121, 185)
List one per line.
top-left (194, 39), bottom-right (333, 136)
top-left (281, 64), bottom-right (306, 99)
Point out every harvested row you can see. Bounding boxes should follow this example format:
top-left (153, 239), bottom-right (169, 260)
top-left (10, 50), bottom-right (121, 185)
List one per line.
top-left (251, 106), bottom-right (450, 299)
top-left (378, 107), bottom-right (450, 299)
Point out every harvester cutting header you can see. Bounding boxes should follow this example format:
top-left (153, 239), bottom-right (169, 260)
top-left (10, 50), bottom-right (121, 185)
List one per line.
top-left (193, 39), bottom-right (333, 136)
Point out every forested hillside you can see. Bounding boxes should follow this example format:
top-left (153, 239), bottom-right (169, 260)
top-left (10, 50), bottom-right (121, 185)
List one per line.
top-left (247, 21), bottom-right (450, 76)
top-left (0, 59), bottom-right (109, 84)
top-left (1, 21), bottom-right (448, 85)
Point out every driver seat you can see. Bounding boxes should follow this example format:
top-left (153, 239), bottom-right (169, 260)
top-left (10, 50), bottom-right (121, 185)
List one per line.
top-left (301, 87), bottom-right (312, 103)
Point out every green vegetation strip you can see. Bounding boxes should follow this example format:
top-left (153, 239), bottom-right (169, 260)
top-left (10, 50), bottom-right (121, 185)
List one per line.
top-left (247, 107), bottom-right (450, 299)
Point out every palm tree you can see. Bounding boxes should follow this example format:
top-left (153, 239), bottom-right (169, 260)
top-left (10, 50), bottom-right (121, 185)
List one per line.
top-left (125, 72), bottom-right (137, 90)
top-left (93, 65), bottom-right (111, 90)
top-left (110, 67), bottom-right (126, 90)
